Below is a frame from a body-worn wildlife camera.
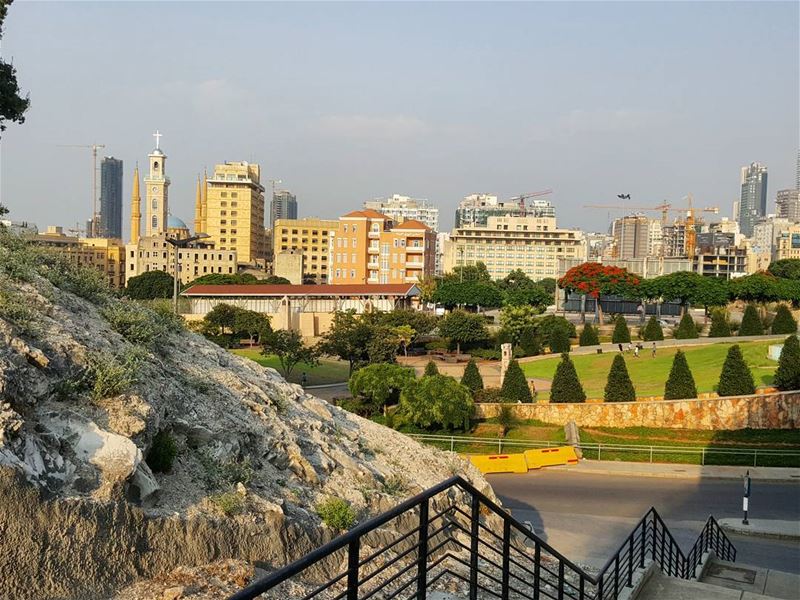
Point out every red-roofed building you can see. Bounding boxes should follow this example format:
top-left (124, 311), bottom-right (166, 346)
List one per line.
top-left (330, 210), bottom-right (435, 285)
top-left (181, 283), bottom-right (421, 337)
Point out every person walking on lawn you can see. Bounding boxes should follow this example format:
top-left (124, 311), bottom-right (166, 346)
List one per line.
top-left (652, 342), bottom-right (657, 358)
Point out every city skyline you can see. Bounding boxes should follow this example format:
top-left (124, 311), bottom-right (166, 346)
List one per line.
top-left (1, 1), bottom-right (797, 238)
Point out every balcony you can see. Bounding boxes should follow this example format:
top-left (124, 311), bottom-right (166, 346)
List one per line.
top-left (368, 245), bottom-right (380, 254)
top-left (367, 261), bottom-right (379, 269)
top-left (406, 245), bottom-right (424, 253)
top-left (368, 230), bottom-right (381, 239)
top-left (406, 261), bottom-right (424, 269)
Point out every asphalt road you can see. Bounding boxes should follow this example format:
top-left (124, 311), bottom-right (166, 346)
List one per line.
top-left (487, 470), bottom-right (800, 574)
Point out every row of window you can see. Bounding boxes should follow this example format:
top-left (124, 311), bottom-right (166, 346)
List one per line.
top-left (131, 250), bottom-right (233, 261)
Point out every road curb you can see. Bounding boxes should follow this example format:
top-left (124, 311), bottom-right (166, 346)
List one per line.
top-left (718, 519), bottom-right (800, 541)
top-left (544, 463), bottom-right (800, 483)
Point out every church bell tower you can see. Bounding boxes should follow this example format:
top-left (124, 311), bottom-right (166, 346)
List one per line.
top-left (144, 130), bottom-right (170, 237)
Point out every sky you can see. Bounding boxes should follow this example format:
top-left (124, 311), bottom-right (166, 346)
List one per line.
top-left (1, 1), bottom-right (798, 239)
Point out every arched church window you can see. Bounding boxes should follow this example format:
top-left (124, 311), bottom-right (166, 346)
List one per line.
top-left (152, 198), bottom-right (158, 209)
top-left (152, 215), bottom-right (158, 230)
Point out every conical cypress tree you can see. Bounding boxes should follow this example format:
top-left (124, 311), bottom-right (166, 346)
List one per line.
top-left (664, 350), bottom-right (698, 400)
top-left (500, 359), bottom-right (533, 403)
top-left (717, 345), bottom-right (756, 396)
top-left (579, 324), bottom-right (600, 346)
top-left (611, 315), bottom-right (631, 344)
top-left (739, 304), bottom-right (764, 336)
top-left (709, 309), bottom-right (731, 338)
top-left (674, 312), bottom-right (699, 339)
top-left (520, 329), bottom-right (542, 356)
top-left (461, 359), bottom-right (484, 393)
top-left (424, 360), bottom-right (439, 377)
top-left (604, 354), bottom-right (636, 402)
top-left (774, 335), bottom-right (800, 391)
top-left (549, 326), bottom-right (571, 353)
top-left (771, 304), bottom-right (798, 335)
top-left (642, 316), bottom-right (664, 341)
top-left (549, 353), bottom-right (586, 403)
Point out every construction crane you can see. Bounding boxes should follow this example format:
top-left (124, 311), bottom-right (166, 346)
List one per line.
top-left (57, 143), bottom-right (106, 237)
top-left (584, 197), bottom-right (720, 256)
top-left (508, 189), bottom-right (553, 216)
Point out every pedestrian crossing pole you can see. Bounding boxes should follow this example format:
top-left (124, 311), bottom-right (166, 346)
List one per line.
top-left (742, 470), bottom-right (751, 525)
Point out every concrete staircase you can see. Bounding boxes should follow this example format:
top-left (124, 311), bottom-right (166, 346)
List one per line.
top-left (635, 556), bottom-right (800, 600)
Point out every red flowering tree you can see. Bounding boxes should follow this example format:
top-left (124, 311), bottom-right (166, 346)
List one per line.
top-left (558, 262), bottom-right (640, 323)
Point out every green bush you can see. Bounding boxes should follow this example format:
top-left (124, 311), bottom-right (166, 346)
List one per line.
top-left (348, 363), bottom-right (415, 415)
top-left (519, 327), bottom-right (542, 356)
top-left (604, 354), bottom-right (636, 402)
top-left (717, 345), bottom-right (756, 396)
top-left (424, 360), bottom-right (440, 376)
top-left (673, 312), bottom-right (699, 339)
top-left (424, 339), bottom-right (450, 351)
top-left (125, 270), bottom-right (174, 300)
top-left (536, 315), bottom-right (577, 340)
top-left (771, 304), bottom-right (798, 334)
top-left (146, 430), bottom-right (178, 473)
top-left (773, 335), bottom-right (800, 392)
top-left (400, 374), bottom-right (474, 430)
top-left (548, 326), bottom-right (571, 354)
top-left (461, 359), bottom-right (484, 393)
top-left (316, 497), bottom-right (357, 530)
top-left (209, 491), bottom-right (245, 516)
top-left (500, 359), bottom-right (533, 403)
top-left (663, 350), bottom-right (697, 400)
top-left (470, 348), bottom-right (501, 360)
top-left (578, 324), bottom-right (599, 346)
top-left (474, 387), bottom-right (503, 403)
top-left (497, 404), bottom-right (520, 436)
top-left (709, 309), bottom-right (731, 337)
top-left (87, 348), bottom-right (144, 400)
top-left (549, 353), bottom-right (586, 403)
top-left (642, 316), bottom-right (664, 341)
top-left (198, 451), bottom-right (254, 491)
top-left (101, 300), bottom-right (168, 348)
top-left (0, 287), bottom-right (39, 336)
top-left (739, 304), bottom-right (764, 336)
top-left (611, 315), bottom-right (631, 344)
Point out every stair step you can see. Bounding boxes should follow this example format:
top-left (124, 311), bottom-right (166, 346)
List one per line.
top-left (700, 558), bottom-right (800, 600)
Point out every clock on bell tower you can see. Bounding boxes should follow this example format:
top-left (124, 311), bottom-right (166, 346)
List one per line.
top-left (144, 130), bottom-right (170, 237)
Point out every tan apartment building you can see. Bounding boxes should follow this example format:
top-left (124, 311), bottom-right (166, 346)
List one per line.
top-left (329, 210), bottom-right (436, 285)
top-left (273, 217), bottom-right (340, 283)
top-left (34, 226), bottom-right (127, 289)
top-left (443, 215), bottom-right (586, 280)
top-left (203, 161), bottom-right (266, 265)
top-left (776, 224), bottom-right (800, 260)
top-left (124, 233), bottom-right (238, 285)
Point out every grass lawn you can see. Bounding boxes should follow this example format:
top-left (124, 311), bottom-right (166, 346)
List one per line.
top-left (231, 348), bottom-right (350, 385)
top-left (522, 340), bottom-right (777, 400)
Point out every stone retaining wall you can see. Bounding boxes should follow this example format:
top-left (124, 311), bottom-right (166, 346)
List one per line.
top-left (474, 391), bottom-right (800, 430)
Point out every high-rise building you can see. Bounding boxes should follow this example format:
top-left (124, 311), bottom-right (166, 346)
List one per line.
top-left (611, 214), bottom-right (651, 259)
top-left (444, 215), bottom-right (585, 280)
top-left (144, 136), bottom-right (170, 237)
top-left (776, 189), bottom-right (800, 222)
top-left (270, 189), bottom-right (297, 228)
top-left (738, 162), bottom-right (768, 237)
top-left (364, 194), bottom-right (439, 231)
top-left (329, 210), bottom-right (436, 285)
top-left (99, 157), bottom-right (123, 239)
top-left (273, 217), bottom-right (340, 283)
top-left (205, 161), bottom-right (266, 265)
top-left (454, 193), bottom-right (555, 228)
top-left (752, 216), bottom-right (791, 258)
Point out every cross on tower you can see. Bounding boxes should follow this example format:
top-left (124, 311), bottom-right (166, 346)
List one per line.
top-left (153, 130), bottom-right (162, 150)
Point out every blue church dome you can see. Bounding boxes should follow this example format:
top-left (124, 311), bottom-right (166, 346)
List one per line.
top-left (167, 215), bottom-right (189, 230)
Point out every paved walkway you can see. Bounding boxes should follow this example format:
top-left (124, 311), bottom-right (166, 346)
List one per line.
top-left (518, 334), bottom-right (791, 363)
top-left (548, 459), bottom-right (800, 482)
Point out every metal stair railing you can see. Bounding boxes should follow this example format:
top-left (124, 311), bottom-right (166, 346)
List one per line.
top-left (228, 475), bottom-right (736, 600)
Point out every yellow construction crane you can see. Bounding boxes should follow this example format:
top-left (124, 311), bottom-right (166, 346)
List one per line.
top-left (57, 143), bottom-right (106, 237)
top-left (584, 197), bottom-right (719, 255)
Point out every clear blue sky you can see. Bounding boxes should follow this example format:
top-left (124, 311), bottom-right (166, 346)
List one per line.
top-left (1, 1), bottom-right (797, 237)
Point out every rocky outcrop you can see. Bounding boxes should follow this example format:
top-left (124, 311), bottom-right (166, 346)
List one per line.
top-left (0, 274), bottom-right (488, 599)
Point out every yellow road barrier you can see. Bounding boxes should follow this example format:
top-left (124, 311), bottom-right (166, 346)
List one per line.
top-left (466, 446), bottom-right (579, 474)
top-left (467, 453), bottom-right (529, 474)
top-left (524, 446), bottom-right (580, 469)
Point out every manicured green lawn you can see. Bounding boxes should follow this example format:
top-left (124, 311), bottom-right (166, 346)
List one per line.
top-left (522, 340), bottom-right (777, 400)
top-left (231, 348), bottom-right (350, 385)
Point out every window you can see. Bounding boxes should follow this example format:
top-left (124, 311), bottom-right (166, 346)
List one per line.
top-left (352, 238), bottom-right (356, 247)
top-left (151, 198), bottom-right (158, 209)
top-left (151, 215), bottom-right (158, 229)
top-left (231, 192), bottom-right (238, 198)
top-left (351, 253), bottom-right (356, 263)
top-left (352, 225), bottom-right (357, 232)
top-left (351, 270), bottom-right (355, 279)
top-left (343, 224), bottom-right (348, 233)
top-left (221, 192), bottom-right (228, 197)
